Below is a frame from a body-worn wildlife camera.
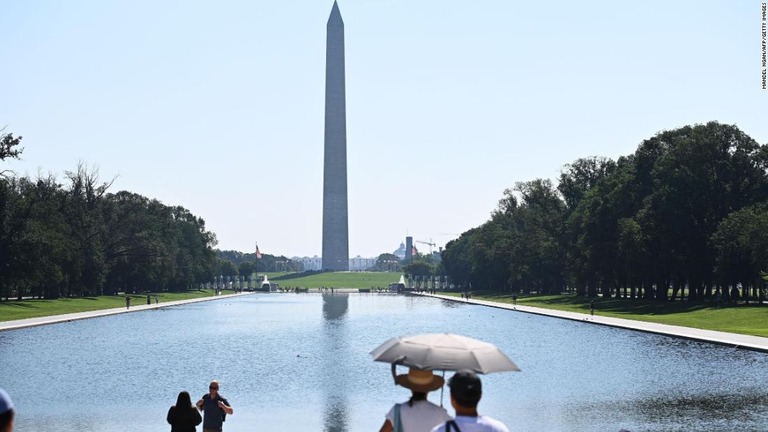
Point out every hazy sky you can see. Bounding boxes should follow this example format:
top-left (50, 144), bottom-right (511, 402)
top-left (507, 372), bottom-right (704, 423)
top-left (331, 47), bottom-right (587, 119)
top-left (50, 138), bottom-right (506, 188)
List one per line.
top-left (2, 1), bottom-right (766, 259)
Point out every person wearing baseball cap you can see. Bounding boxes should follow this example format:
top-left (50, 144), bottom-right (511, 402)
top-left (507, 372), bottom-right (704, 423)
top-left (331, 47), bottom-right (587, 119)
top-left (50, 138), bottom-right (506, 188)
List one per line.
top-left (431, 370), bottom-right (509, 432)
top-left (0, 388), bottom-right (14, 432)
top-left (379, 368), bottom-right (452, 432)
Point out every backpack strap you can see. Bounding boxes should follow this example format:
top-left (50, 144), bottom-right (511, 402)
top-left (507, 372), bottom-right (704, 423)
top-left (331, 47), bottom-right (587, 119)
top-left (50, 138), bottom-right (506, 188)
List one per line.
top-left (393, 403), bottom-right (402, 432)
top-left (446, 420), bottom-right (462, 432)
top-left (218, 396), bottom-right (228, 422)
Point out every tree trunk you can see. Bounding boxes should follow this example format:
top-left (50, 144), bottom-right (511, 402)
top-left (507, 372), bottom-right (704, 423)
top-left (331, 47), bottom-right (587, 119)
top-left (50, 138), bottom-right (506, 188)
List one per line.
top-left (671, 283), bottom-right (681, 301)
top-left (656, 279), bottom-right (670, 301)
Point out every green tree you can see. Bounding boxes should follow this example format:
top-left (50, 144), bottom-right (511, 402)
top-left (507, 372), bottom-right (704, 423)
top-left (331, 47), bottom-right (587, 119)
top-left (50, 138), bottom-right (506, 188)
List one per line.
top-left (403, 258), bottom-right (436, 278)
top-left (514, 179), bottom-right (566, 294)
top-left (239, 261), bottom-right (256, 277)
top-left (216, 259), bottom-right (238, 279)
top-left (57, 165), bottom-right (113, 296)
top-left (558, 156), bottom-right (616, 210)
top-left (0, 129), bottom-right (23, 164)
top-left (441, 230), bottom-right (476, 289)
top-left (374, 253), bottom-right (401, 272)
top-left (559, 156), bottom-right (618, 296)
top-left (712, 204), bottom-right (768, 302)
top-left (639, 122), bottom-right (766, 301)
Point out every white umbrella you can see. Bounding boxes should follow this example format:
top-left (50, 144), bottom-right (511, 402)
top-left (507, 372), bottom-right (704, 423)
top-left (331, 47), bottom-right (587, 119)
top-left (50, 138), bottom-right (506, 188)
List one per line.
top-left (370, 333), bottom-right (520, 375)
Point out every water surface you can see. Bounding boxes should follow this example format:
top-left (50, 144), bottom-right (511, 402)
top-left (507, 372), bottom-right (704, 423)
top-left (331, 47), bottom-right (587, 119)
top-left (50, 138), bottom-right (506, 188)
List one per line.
top-left (1, 293), bottom-right (767, 431)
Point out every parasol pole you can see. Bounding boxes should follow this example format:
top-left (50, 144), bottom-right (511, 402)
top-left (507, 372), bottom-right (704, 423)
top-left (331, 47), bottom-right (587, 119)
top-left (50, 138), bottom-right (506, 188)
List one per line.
top-left (439, 370), bottom-right (446, 407)
top-left (391, 356), bottom-right (405, 385)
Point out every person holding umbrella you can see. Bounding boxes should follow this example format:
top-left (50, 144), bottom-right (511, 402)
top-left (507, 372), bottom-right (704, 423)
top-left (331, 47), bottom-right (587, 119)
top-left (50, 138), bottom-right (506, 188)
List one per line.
top-left (431, 370), bottom-right (509, 432)
top-left (379, 368), bottom-right (452, 432)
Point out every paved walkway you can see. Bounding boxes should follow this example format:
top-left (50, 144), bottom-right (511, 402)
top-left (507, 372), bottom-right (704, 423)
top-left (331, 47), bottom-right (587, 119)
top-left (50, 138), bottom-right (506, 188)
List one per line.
top-left (417, 293), bottom-right (768, 353)
top-left (0, 292), bottom-right (254, 332)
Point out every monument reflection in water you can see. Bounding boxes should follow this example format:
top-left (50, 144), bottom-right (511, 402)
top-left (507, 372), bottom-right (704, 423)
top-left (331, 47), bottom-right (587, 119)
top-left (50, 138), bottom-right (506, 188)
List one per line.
top-left (322, 293), bottom-right (350, 432)
top-left (3, 293), bottom-right (768, 431)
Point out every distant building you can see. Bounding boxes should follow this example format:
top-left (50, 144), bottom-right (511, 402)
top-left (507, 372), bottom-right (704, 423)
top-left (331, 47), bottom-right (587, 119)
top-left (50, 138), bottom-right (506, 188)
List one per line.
top-left (349, 256), bottom-right (376, 271)
top-left (294, 256), bottom-right (323, 271)
top-left (405, 236), bottom-right (414, 260)
top-left (294, 255), bottom-right (375, 271)
top-left (393, 242), bottom-right (406, 260)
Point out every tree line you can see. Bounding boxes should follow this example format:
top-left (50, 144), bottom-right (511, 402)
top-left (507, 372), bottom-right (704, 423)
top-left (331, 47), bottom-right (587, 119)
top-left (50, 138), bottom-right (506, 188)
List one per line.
top-left (6, 121), bottom-right (766, 302)
top-left (214, 249), bottom-right (302, 277)
top-left (0, 130), bottom-right (219, 299)
top-left (441, 122), bottom-right (768, 302)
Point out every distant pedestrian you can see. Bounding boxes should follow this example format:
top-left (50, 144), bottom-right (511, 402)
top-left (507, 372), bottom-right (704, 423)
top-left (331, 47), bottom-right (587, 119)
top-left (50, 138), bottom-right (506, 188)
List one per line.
top-left (512, 294), bottom-right (517, 307)
top-left (589, 300), bottom-right (595, 317)
top-left (126, 296), bottom-right (131, 309)
top-left (0, 387), bottom-right (14, 432)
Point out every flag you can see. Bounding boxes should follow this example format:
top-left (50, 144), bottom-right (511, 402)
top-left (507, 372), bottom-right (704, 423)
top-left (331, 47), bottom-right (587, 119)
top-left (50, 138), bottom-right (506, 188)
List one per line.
top-left (255, 243), bottom-right (262, 259)
top-left (411, 245), bottom-right (418, 256)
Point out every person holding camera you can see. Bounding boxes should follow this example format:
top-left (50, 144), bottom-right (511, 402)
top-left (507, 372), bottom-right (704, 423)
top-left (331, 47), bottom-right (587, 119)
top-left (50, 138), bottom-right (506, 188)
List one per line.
top-left (196, 380), bottom-right (233, 432)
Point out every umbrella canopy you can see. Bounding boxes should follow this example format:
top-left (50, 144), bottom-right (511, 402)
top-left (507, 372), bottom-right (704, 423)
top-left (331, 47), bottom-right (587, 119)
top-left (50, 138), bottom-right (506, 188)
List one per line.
top-left (370, 333), bottom-right (520, 374)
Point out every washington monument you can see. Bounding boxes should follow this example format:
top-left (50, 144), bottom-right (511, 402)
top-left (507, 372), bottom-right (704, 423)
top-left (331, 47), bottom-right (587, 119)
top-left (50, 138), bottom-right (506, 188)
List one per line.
top-left (322, 1), bottom-right (349, 271)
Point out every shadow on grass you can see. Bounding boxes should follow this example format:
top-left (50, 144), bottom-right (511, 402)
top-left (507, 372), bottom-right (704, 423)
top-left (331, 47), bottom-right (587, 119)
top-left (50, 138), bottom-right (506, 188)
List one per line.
top-left (0, 296), bottom-right (104, 309)
top-left (273, 271), bottom-right (319, 281)
top-left (0, 302), bottom-right (39, 309)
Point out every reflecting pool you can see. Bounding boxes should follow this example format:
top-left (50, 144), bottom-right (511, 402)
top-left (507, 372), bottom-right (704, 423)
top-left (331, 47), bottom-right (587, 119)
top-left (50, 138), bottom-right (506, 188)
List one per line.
top-left (2, 293), bottom-right (767, 431)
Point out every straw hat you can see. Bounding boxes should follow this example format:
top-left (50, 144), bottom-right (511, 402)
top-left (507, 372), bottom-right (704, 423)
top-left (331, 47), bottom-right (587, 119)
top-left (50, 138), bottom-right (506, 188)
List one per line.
top-left (395, 368), bottom-right (444, 393)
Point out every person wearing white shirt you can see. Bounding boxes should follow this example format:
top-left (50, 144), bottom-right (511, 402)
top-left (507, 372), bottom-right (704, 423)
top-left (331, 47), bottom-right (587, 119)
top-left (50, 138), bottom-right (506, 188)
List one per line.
top-left (379, 368), bottom-right (452, 432)
top-left (430, 370), bottom-right (509, 432)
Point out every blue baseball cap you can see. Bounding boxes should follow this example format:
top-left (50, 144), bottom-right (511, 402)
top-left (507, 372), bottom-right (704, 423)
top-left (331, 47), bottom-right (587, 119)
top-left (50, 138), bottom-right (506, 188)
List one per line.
top-left (0, 388), bottom-right (14, 414)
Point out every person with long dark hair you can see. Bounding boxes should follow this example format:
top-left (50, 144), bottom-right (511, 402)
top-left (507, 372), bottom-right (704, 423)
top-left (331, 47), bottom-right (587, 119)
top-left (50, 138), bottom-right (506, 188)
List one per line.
top-left (167, 391), bottom-right (202, 432)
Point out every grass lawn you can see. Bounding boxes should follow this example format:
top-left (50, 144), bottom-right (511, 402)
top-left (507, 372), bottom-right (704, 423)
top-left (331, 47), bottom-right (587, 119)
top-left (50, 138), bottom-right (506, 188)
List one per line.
top-left (457, 291), bottom-right (768, 338)
top-left (270, 271), bottom-right (402, 289)
top-left (0, 290), bottom-right (219, 322)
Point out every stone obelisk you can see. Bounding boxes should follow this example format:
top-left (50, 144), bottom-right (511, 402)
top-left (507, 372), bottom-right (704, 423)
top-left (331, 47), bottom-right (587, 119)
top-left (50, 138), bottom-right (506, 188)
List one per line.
top-left (322, 1), bottom-right (349, 271)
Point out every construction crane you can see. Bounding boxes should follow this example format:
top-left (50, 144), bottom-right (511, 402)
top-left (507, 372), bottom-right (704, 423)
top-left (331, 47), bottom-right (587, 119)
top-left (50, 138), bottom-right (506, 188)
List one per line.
top-left (415, 239), bottom-right (436, 254)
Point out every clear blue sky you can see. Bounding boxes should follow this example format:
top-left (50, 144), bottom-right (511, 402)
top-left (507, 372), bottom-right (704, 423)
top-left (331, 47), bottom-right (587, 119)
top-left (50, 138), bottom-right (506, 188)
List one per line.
top-left (1, 1), bottom-right (766, 258)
